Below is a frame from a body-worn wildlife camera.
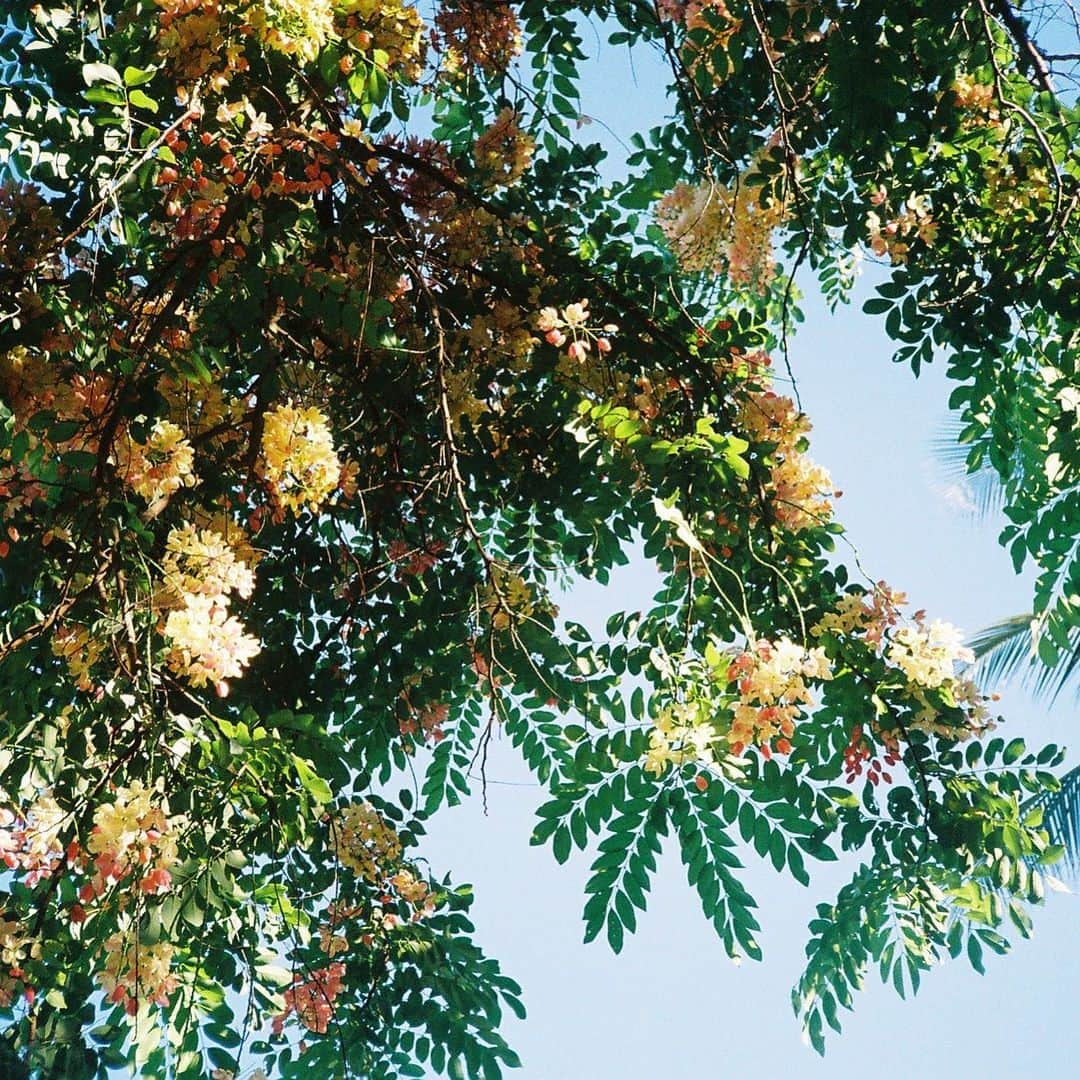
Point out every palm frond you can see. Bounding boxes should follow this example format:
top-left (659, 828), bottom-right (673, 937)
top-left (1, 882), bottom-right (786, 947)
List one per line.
top-left (1027, 764), bottom-right (1080, 878)
top-left (930, 417), bottom-right (1010, 518)
top-left (967, 613), bottom-right (1080, 705)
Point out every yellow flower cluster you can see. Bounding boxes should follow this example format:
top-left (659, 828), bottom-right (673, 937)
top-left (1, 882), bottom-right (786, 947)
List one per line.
top-left (52, 623), bottom-right (107, 692)
top-left (473, 108), bottom-right (534, 189)
top-left (739, 389), bottom-right (834, 531)
top-left (481, 566), bottom-right (537, 630)
top-left (89, 782), bottom-right (165, 856)
top-left (0, 915), bottom-right (30, 968)
top-left (336, 0), bottom-right (426, 82)
top-left (866, 191), bottom-right (938, 265)
top-left (887, 619), bottom-right (974, 691)
top-left (113, 420), bottom-right (198, 506)
top-left (260, 402), bottom-right (342, 514)
top-left (951, 74), bottom-right (999, 124)
top-left (161, 521), bottom-right (257, 605)
top-left (814, 591), bottom-right (995, 742)
top-left (908, 675), bottom-right (995, 741)
top-left (332, 802), bottom-right (401, 881)
top-left (99, 932), bottom-right (179, 1015)
top-left (726, 638), bottom-right (832, 756)
top-left (87, 781), bottom-right (179, 898)
top-left (983, 155), bottom-right (1053, 220)
top-left (156, 0), bottom-right (251, 90)
top-left (435, 1), bottom-right (522, 75)
top-left (811, 582), bottom-right (907, 648)
top-left (656, 158), bottom-right (787, 294)
top-left (164, 595), bottom-right (262, 691)
top-left (644, 701), bottom-right (718, 776)
top-left (159, 515), bottom-right (261, 692)
top-left (249, 0), bottom-right (335, 63)
top-left (463, 298), bottom-right (535, 369)
top-left (0, 794), bottom-right (66, 886)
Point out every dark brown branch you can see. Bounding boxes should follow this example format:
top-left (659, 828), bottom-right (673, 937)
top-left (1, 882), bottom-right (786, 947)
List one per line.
top-left (986, 0), bottom-right (1057, 95)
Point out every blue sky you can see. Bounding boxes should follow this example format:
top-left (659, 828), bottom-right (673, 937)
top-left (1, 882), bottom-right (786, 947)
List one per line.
top-left (418, 21), bottom-right (1080, 1080)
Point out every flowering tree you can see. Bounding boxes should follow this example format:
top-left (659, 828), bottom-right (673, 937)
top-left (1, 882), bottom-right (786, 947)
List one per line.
top-left (0, 1), bottom-right (1076, 1076)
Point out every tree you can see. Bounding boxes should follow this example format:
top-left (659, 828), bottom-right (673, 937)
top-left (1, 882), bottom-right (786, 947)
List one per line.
top-left (0, 1), bottom-right (1076, 1076)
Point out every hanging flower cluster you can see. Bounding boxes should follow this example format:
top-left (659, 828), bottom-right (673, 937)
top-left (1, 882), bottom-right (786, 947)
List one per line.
top-left (726, 638), bottom-right (833, 757)
top-left (248, 0), bottom-right (335, 63)
top-left (160, 521), bottom-right (258, 604)
top-left (536, 300), bottom-right (616, 364)
top-left (982, 152), bottom-right (1053, 219)
top-left (644, 701), bottom-right (718, 776)
top-left (0, 795), bottom-right (67, 887)
top-left (657, 154), bottom-right (788, 293)
top-left (259, 402), bottom-right (342, 514)
top-left (329, 804), bottom-right (435, 916)
top-left (843, 722), bottom-right (901, 786)
top-left (81, 782), bottom-right (180, 901)
top-left (112, 420), bottom-right (198, 507)
top-left (813, 589), bottom-right (996, 741)
top-left (272, 805), bottom-right (437, 1036)
top-left (480, 565), bottom-right (539, 630)
top-left (336, 0), bottom-right (427, 82)
top-left (739, 387), bottom-right (835, 531)
top-left (52, 624), bottom-right (108, 693)
top-left (273, 962), bottom-right (345, 1035)
top-left (866, 189), bottom-right (938, 264)
top-left (161, 518), bottom-right (261, 692)
top-left (474, 108), bottom-right (534, 189)
top-left (435, 0), bottom-right (522, 75)
top-left (888, 619), bottom-right (974, 689)
top-left (163, 595), bottom-right (262, 693)
top-left (331, 802), bottom-right (402, 881)
top-left (950, 73), bottom-right (1001, 125)
top-left (811, 581), bottom-right (907, 647)
top-left (98, 931), bottom-right (179, 1015)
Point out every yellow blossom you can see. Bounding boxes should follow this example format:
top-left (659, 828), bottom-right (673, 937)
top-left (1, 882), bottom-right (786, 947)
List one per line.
top-left (332, 802), bottom-right (401, 880)
top-left (164, 594), bottom-right (262, 689)
top-left (260, 402), bottom-right (342, 513)
top-left (161, 522), bottom-right (257, 606)
top-left (113, 420), bottom-right (197, 505)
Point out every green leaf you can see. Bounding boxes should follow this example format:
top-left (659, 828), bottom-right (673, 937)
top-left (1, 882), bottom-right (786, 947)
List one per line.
top-left (129, 89), bottom-right (158, 114)
top-left (292, 755), bottom-right (333, 805)
top-left (123, 66), bottom-right (156, 87)
top-left (967, 932), bottom-right (985, 975)
top-left (82, 62), bottom-right (123, 86)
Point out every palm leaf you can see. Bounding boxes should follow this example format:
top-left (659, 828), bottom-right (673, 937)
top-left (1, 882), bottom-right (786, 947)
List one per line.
top-left (967, 614), bottom-right (1080, 706)
top-left (930, 417), bottom-right (1009, 518)
top-left (1027, 764), bottom-right (1080, 878)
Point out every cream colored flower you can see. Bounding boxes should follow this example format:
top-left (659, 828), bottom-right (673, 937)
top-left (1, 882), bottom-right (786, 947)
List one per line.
top-left (260, 402), bottom-right (342, 513)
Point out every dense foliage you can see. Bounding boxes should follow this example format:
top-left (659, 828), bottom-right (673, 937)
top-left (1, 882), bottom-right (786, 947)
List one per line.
top-left (0, 1), bottom-right (1076, 1076)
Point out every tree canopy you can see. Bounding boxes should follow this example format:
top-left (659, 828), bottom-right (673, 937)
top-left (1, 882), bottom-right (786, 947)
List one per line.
top-left (0, 1), bottom-right (1077, 1076)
